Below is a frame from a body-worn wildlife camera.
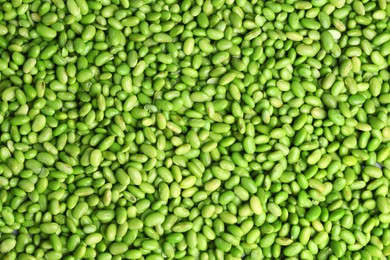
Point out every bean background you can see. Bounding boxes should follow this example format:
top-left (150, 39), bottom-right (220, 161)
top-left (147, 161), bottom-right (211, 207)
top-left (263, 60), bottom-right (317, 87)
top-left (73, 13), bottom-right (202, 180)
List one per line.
top-left (0, 0), bottom-right (390, 259)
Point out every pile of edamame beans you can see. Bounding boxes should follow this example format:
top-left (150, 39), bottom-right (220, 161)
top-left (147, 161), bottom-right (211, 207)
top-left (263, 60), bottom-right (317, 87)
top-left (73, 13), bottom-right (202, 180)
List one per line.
top-left (0, 0), bottom-right (390, 259)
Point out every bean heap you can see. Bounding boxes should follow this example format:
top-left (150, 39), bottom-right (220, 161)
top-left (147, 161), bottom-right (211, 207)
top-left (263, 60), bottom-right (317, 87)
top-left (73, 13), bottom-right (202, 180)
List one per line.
top-left (0, 0), bottom-right (390, 259)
